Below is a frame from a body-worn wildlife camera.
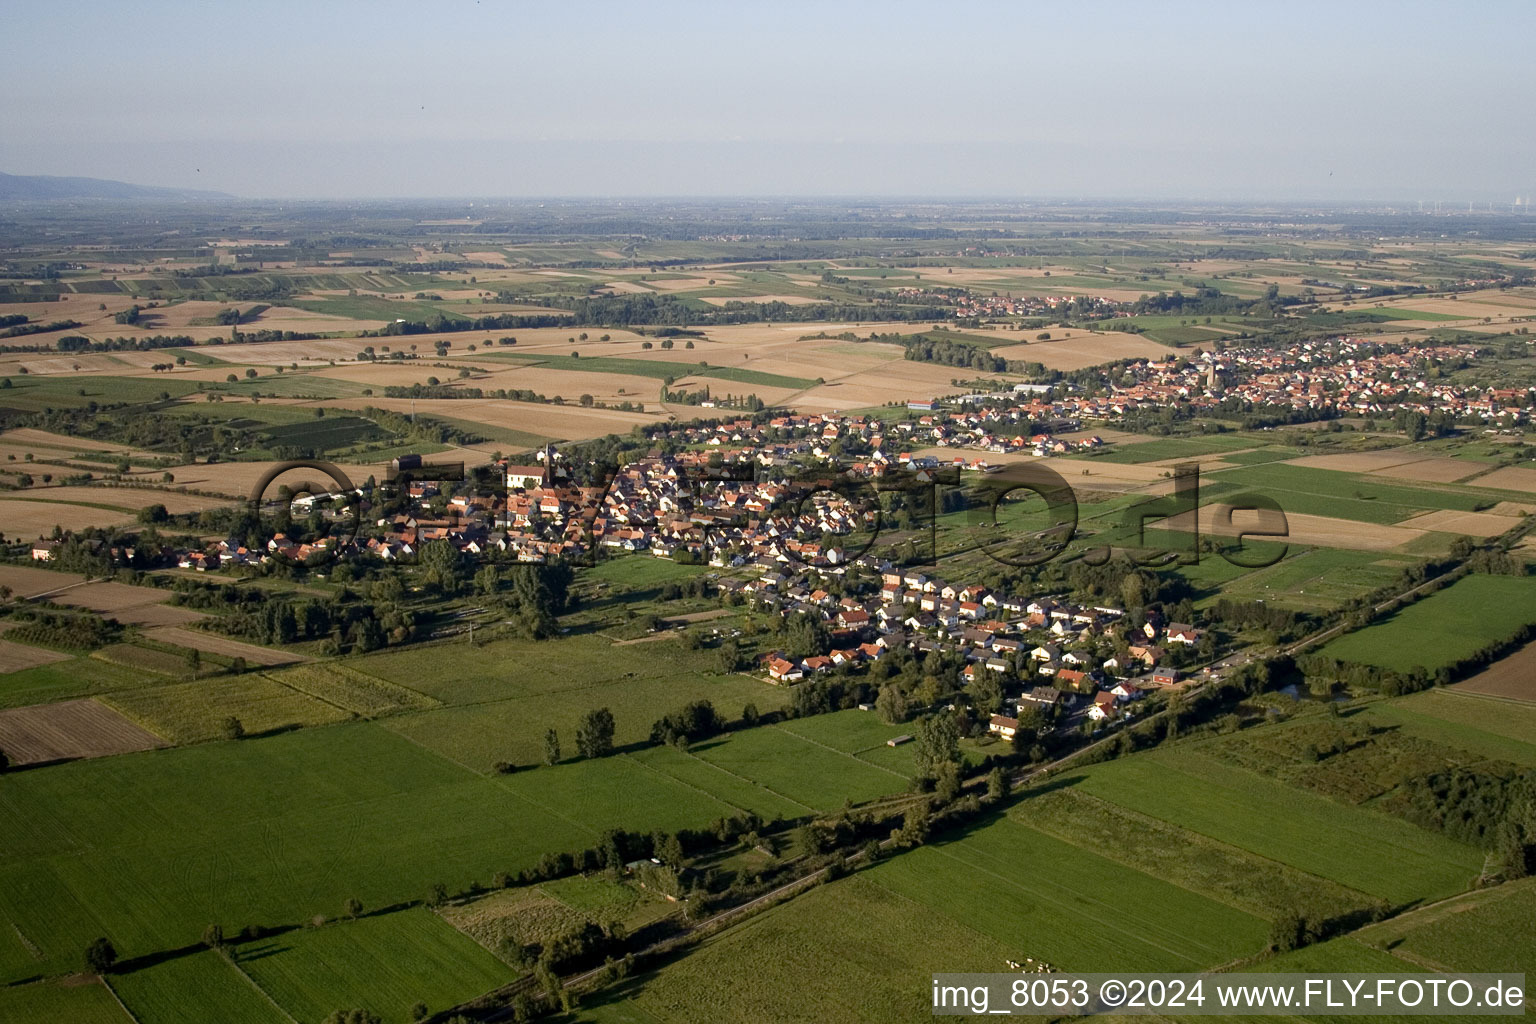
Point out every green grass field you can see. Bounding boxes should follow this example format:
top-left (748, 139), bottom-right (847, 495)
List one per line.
top-left (102, 674), bottom-right (352, 744)
top-left (571, 876), bottom-right (1012, 1024)
top-left (1065, 747), bottom-right (1483, 905)
top-left (1363, 689), bottom-right (1536, 767)
top-left (0, 656), bottom-right (152, 709)
top-left (1203, 463), bottom-right (1486, 524)
top-left (110, 949), bottom-right (288, 1024)
top-left (1367, 307), bottom-right (1469, 321)
top-left (1088, 434), bottom-right (1259, 464)
top-left (689, 724), bottom-right (912, 809)
top-left (0, 977), bottom-right (133, 1024)
top-left (1317, 574), bottom-right (1536, 673)
top-left (1355, 876), bottom-right (1536, 975)
top-left (378, 666), bottom-right (786, 772)
top-left (871, 815), bottom-right (1269, 970)
top-left (238, 909), bottom-right (514, 1024)
top-left (482, 351), bottom-right (813, 389)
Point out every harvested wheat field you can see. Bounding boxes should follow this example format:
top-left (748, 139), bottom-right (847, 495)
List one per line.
top-left (1467, 466), bottom-right (1536, 494)
top-left (990, 331), bottom-right (1170, 370)
top-left (1369, 457), bottom-right (1489, 484)
top-left (0, 639), bottom-right (72, 673)
top-left (1286, 451), bottom-right (1427, 473)
top-left (149, 459), bottom-right (394, 499)
top-left (0, 499), bottom-right (138, 537)
top-left (0, 564), bottom-right (95, 598)
top-left (47, 581), bottom-right (206, 627)
top-left (1150, 505), bottom-right (1426, 551)
top-left (1487, 501), bottom-right (1536, 517)
top-left (141, 626), bottom-right (305, 665)
top-left (1394, 509), bottom-right (1520, 537)
top-left (16, 486), bottom-right (229, 514)
top-left (0, 698), bottom-right (166, 765)
top-left (322, 396), bottom-right (656, 441)
top-left (1451, 644), bottom-right (1536, 703)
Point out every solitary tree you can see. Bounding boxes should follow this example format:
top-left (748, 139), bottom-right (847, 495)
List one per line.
top-left (575, 708), bottom-right (616, 758)
top-left (84, 937), bottom-right (117, 974)
top-left (344, 897), bottom-right (363, 919)
top-left (543, 728), bottom-right (561, 766)
top-left (220, 715), bottom-right (244, 741)
top-left (202, 923), bottom-right (224, 949)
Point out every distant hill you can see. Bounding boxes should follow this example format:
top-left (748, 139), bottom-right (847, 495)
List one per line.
top-left (0, 171), bottom-right (234, 201)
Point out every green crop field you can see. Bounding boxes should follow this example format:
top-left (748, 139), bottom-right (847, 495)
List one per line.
top-left (379, 668), bottom-right (786, 772)
top-left (688, 724), bottom-right (912, 809)
top-left (213, 374), bottom-right (373, 399)
top-left (263, 663), bottom-right (439, 717)
top-left (110, 949), bottom-right (288, 1024)
top-left (1203, 463), bottom-right (1485, 524)
top-left (1367, 307), bottom-right (1469, 321)
top-left (626, 744), bottom-right (813, 821)
top-left (1317, 574), bottom-right (1536, 673)
top-left (584, 555), bottom-right (711, 589)
top-left (483, 351), bottom-right (813, 389)
top-left (1363, 689), bottom-right (1536, 767)
top-left (0, 656), bottom-right (151, 709)
top-left (1186, 548), bottom-right (1417, 613)
top-left (1088, 434), bottom-right (1258, 464)
top-left (1066, 748), bottom-right (1483, 904)
top-left (102, 674), bottom-right (352, 743)
top-left (238, 909), bottom-right (515, 1024)
top-left (571, 876), bottom-right (1012, 1024)
top-left (0, 375), bottom-right (201, 412)
top-left (1356, 877), bottom-right (1536, 975)
top-left (0, 977), bottom-right (133, 1024)
top-left (0, 725), bottom-right (594, 978)
top-left (1017, 789), bottom-right (1373, 922)
top-left (869, 815), bottom-right (1269, 970)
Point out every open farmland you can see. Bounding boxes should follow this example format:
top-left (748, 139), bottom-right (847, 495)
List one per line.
top-left (0, 977), bottom-right (135, 1024)
top-left (44, 580), bottom-right (206, 626)
top-left (0, 698), bottom-right (164, 764)
top-left (1450, 641), bottom-right (1536, 701)
top-left (573, 876), bottom-right (1013, 1024)
top-left (1316, 574), bottom-right (1536, 673)
top-left (103, 673), bottom-right (352, 743)
top-left (1365, 688), bottom-right (1536, 767)
top-left (109, 949), bottom-right (289, 1024)
top-left (139, 625), bottom-right (305, 665)
top-left (1065, 747), bottom-right (1482, 904)
top-left (237, 909), bottom-right (515, 1024)
top-left (1355, 876), bottom-right (1536, 976)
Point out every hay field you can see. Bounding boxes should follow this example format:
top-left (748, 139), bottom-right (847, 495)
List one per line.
top-left (1394, 508), bottom-right (1521, 537)
top-left (1451, 643), bottom-right (1536, 702)
top-left (0, 698), bottom-right (165, 764)
top-left (1468, 465), bottom-right (1536, 494)
top-left (990, 331), bottom-right (1171, 370)
top-left (141, 626), bottom-right (305, 665)
top-left (0, 639), bottom-right (72, 673)
top-left (1150, 505), bottom-right (1426, 551)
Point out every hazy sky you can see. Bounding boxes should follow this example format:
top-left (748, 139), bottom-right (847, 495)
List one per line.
top-left (3, 0), bottom-right (1533, 200)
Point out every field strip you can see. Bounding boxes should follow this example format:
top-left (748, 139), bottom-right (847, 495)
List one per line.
top-left (620, 752), bottom-right (773, 817)
top-left (487, 777), bottom-right (601, 840)
top-left (102, 977), bottom-right (146, 1024)
top-left (947, 825), bottom-right (1250, 961)
top-left (1004, 797), bottom-right (1373, 920)
top-left (922, 839), bottom-right (1226, 965)
top-left (773, 724), bottom-right (910, 779)
top-left (675, 750), bottom-right (819, 814)
top-left (1434, 687), bottom-right (1536, 709)
top-left (223, 950), bottom-right (300, 1024)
